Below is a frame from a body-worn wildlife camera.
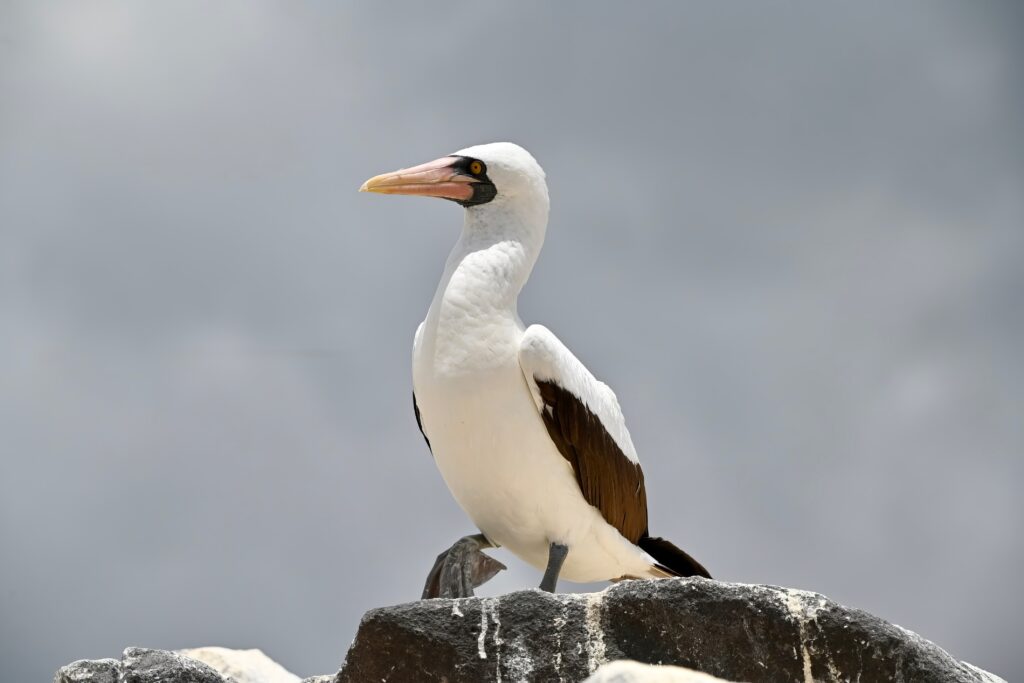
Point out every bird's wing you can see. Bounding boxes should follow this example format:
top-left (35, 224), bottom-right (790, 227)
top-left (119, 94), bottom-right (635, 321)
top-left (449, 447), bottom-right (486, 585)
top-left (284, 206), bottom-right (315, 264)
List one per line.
top-left (413, 391), bottom-right (431, 455)
top-left (412, 321), bottom-right (432, 455)
top-left (518, 324), bottom-right (649, 543)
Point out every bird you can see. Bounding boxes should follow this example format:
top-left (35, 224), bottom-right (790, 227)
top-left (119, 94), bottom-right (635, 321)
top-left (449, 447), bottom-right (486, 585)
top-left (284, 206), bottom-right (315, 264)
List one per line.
top-left (360, 142), bottom-right (710, 597)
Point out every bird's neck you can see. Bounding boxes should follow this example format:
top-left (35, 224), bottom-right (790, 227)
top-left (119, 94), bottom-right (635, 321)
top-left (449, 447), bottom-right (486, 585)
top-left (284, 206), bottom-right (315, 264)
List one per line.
top-left (429, 199), bottom-right (548, 323)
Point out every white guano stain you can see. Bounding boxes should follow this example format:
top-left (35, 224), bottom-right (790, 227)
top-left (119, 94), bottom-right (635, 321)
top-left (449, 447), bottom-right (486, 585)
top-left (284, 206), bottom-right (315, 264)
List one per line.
top-left (785, 591), bottom-right (815, 683)
top-left (500, 635), bottom-right (535, 683)
top-left (782, 589), bottom-right (837, 683)
top-left (553, 607), bottom-right (567, 683)
top-left (452, 600), bottom-right (463, 618)
top-left (584, 593), bottom-right (607, 673)
top-left (477, 600), bottom-right (489, 659)
top-left (492, 600), bottom-right (503, 682)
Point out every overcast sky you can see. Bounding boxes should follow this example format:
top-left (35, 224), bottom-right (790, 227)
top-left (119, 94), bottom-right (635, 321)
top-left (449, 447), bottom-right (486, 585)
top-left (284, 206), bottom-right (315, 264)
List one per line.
top-left (1, 2), bottom-right (1022, 681)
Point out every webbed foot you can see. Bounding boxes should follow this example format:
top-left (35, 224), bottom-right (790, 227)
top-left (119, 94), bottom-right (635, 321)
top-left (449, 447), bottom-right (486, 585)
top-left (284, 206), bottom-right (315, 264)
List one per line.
top-left (421, 533), bottom-right (506, 599)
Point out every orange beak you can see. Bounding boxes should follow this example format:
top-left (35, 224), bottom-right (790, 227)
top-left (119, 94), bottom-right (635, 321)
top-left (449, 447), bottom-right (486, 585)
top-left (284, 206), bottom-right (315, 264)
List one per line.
top-left (359, 156), bottom-right (476, 202)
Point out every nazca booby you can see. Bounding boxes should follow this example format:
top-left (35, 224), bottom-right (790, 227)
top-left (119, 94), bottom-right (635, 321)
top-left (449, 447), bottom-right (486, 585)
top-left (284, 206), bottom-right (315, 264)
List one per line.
top-left (360, 142), bottom-right (710, 596)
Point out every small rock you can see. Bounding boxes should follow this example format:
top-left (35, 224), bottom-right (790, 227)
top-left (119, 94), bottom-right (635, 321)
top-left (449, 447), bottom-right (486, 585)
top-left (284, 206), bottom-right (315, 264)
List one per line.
top-left (121, 648), bottom-right (226, 683)
top-left (52, 658), bottom-right (119, 683)
top-left (53, 647), bottom-right (318, 683)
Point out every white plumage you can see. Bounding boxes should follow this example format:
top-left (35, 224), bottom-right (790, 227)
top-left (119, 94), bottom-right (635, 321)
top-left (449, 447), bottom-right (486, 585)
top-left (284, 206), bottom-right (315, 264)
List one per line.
top-left (409, 143), bottom-right (659, 582)
top-left (362, 142), bottom-right (707, 588)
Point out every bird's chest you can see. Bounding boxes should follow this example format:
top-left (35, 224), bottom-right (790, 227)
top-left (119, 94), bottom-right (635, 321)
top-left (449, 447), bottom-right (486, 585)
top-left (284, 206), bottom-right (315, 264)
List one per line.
top-left (412, 310), bottom-right (550, 496)
top-left (414, 352), bottom-right (572, 547)
top-left (412, 309), bottom-right (525, 429)
top-left (413, 282), bottom-right (524, 378)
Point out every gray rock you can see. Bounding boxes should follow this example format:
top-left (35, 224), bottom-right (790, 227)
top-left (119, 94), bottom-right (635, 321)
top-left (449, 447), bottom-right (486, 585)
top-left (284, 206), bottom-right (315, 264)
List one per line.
top-left (53, 658), bottom-right (120, 683)
top-left (54, 647), bottom-right (312, 683)
top-left (337, 578), bottom-right (1006, 683)
top-left (50, 580), bottom-right (1006, 683)
top-left (121, 648), bottom-right (227, 683)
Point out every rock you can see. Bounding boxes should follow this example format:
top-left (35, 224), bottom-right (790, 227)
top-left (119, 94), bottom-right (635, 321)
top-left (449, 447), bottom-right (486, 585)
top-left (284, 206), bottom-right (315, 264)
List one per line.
top-left (53, 658), bottom-right (120, 683)
top-left (51, 579), bottom-right (1006, 683)
top-left (180, 647), bottom-right (301, 683)
top-left (120, 648), bottom-right (225, 683)
top-left (53, 647), bottom-right (309, 683)
top-left (585, 660), bottom-right (736, 682)
top-left (337, 578), bottom-right (1006, 683)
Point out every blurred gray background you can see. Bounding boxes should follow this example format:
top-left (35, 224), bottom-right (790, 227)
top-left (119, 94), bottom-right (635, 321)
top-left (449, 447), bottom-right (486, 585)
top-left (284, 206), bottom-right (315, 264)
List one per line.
top-left (1, 2), bottom-right (1021, 680)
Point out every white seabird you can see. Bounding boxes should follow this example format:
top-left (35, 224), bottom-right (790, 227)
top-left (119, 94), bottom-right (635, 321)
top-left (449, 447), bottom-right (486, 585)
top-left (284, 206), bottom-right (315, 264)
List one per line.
top-left (361, 142), bottom-right (709, 595)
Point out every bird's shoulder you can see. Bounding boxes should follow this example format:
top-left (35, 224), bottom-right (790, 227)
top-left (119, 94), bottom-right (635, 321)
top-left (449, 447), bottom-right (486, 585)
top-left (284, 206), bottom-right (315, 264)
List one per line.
top-left (518, 324), bottom-right (638, 463)
top-left (519, 324), bottom-right (648, 541)
top-left (413, 320), bottom-right (425, 348)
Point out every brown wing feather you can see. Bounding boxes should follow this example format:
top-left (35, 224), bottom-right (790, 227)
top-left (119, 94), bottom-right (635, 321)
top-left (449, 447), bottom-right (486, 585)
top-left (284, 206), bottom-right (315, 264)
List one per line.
top-left (535, 379), bottom-right (649, 544)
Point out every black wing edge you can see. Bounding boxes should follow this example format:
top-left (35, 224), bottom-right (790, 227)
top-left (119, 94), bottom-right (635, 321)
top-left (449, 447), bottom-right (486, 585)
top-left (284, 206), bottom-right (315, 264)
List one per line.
top-left (413, 392), bottom-right (432, 454)
top-left (639, 535), bottom-right (711, 579)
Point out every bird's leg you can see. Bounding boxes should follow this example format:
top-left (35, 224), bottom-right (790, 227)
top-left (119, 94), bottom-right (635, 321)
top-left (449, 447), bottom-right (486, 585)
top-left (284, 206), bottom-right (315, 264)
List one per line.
top-left (539, 542), bottom-right (569, 593)
top-left (421, 533), bottom-right (506, 599)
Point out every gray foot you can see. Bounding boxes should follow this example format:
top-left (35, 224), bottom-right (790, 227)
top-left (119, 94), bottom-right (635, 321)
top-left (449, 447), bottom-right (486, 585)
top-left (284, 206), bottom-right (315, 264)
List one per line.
top-left (539, 542), bottom-right (569, 593)
top-left (421, 533), bottom-right (506, 599)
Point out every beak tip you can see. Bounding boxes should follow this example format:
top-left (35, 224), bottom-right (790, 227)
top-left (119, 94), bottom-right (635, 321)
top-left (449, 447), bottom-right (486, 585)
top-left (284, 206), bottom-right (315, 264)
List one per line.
top-left (358, 181), bottom-right (369, 192)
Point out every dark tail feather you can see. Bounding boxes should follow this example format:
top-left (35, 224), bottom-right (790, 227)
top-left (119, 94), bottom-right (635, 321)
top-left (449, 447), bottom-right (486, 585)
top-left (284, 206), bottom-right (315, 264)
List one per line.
top-left (639, 535), bottom-right (711, 579)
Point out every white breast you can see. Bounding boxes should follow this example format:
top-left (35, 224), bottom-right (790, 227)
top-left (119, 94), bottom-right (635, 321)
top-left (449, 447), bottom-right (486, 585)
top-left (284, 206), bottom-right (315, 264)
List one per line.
top-left (412, 316), bottom-right (657, 582)
top-left (409, 194), bottom-right (657, 582)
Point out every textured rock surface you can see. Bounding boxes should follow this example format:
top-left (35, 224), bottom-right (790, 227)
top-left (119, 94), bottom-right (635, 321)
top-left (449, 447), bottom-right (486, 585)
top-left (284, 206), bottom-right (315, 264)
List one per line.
top-left (337, 578), bottom-right (1006, 683)
top-left (584, 660), bottom-right (735, 682)
top-left (52, 579), bottom-right (1007, 683)
top-left (53, 658), bottom-right (120, 683)
top-left (120, 648), bottom-right (225, 683)
top-left (53, 647), bottom-right (304, 683)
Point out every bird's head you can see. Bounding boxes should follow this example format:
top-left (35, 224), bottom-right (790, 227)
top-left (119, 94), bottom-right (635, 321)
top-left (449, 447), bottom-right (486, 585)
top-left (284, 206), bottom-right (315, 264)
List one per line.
top-left (360, 142), bottom-right (547, 211)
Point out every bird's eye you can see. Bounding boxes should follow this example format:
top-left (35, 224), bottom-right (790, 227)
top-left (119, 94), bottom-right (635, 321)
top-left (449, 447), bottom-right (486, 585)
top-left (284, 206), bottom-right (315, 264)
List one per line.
top-left (469, 160), bottom-right (484, 175)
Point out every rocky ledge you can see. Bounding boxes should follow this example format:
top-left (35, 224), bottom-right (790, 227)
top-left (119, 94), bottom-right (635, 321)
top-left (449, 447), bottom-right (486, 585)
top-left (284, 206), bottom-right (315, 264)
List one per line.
top-left (55, 579), bottom-right (1006, 683)
top-left (342, 578), bottom-right (1003, 682)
